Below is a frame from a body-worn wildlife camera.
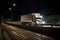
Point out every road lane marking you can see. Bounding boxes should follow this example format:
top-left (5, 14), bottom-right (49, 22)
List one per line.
top-left (12, 31), bottom-right (27, 39)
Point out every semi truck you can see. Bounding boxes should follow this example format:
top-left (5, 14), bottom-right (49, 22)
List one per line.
top-left (21, 13), bottom-right (45, 25)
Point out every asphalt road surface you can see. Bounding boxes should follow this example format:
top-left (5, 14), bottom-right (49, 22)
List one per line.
top-left (1, 22), bottom-right (55, 40)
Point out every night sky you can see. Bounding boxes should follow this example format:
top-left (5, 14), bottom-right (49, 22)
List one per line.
top-left (0, 0), bottom-right (60, 18)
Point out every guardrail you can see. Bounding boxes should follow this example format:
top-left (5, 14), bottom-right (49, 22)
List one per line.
top-left (35, 24), bottom-right (60, 28)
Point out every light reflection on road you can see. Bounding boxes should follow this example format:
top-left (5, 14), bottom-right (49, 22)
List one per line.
top-left (1, 22), bottom-right (54, 40)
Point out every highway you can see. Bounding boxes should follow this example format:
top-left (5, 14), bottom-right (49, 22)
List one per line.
top-left (0, 22), bottom-right (54, 40)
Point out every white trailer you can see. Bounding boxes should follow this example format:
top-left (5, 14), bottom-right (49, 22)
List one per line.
top-left (21, 13), bottom-right (45, 25)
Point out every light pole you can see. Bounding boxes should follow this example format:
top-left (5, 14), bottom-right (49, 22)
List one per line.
top-left (8, 3), bottom-right (16, 21)
top-left (12, 3), bottom-right (16, 21)
top-left (9, 7), bottom-right (13, 21)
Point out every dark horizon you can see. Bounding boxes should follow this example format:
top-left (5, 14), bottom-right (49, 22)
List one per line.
top-left (0, 0), bottom-right (60, 18)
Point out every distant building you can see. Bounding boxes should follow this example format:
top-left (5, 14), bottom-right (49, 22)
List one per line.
top-left (45, 14), bottom-right (60, 24)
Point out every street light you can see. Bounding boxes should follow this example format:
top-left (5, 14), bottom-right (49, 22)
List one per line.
top-left (8, 7), bottom-right (13, 21)
top-left (9, 8), bottom-right (11, 10)
top-left (13, 3), bottom-right (16, 7)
